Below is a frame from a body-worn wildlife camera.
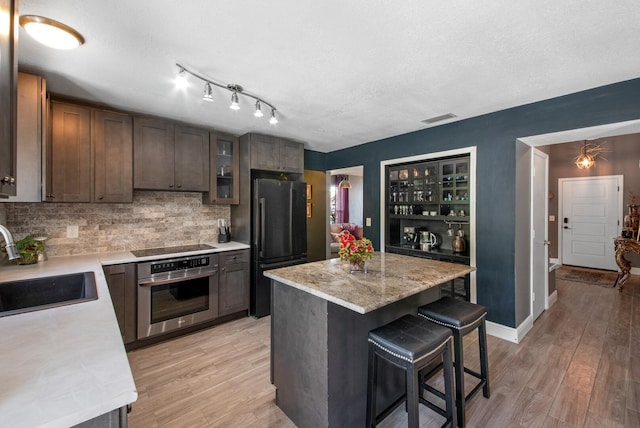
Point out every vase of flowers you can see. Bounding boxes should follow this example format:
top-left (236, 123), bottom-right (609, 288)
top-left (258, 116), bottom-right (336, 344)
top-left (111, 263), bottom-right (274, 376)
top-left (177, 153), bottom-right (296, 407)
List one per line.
top-left (337, 230), bottom-right (373, 273)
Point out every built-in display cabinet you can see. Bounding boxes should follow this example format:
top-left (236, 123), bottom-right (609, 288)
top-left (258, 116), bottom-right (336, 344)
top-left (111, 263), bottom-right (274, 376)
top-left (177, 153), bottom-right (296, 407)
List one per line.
top-left (385, 154), bottom-right (471, 300)
top-left (204, 131), bottom-right (239, 205)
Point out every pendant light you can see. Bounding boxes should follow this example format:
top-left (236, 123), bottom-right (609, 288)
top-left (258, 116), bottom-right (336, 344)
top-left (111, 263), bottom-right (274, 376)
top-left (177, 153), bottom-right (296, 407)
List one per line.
top-left (338, 175), bottom-right (352, 189)
top-left (230, 91), bottom-right (240, 110)
top-left (202, 83), bottom-right (214, 101)
top-left (575, 141), bottom-right (595, 169)
top-left (254, 100), bottom-right (264, 117)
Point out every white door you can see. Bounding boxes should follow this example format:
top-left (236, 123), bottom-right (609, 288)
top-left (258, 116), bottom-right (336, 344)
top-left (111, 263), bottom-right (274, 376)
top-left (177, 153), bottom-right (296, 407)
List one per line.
top-left (531, 149), bottom-right (548, 321)
top-left (560, 176), bottom-right (621, 271)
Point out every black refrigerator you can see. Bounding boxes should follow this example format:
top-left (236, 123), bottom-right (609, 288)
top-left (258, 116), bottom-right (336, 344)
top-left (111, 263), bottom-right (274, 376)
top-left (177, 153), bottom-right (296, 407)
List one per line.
top-left (251, 178), bottom-right (307, 317)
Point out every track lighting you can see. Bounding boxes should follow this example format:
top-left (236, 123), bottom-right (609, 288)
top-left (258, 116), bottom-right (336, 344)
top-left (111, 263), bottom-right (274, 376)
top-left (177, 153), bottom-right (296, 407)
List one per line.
top-left (203, 83), bottom-right (214, 101)
top-left (269, 109), bottom-right (278, 125)
top-left (175, 63), bottom-right (279, 124)
top-left (254, 101), bottom-right (264, 117)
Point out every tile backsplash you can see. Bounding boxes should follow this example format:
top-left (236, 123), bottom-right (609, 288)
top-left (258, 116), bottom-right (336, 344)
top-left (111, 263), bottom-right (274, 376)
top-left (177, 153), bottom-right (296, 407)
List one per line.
top-left (2, 191), bottom-right (231, 256)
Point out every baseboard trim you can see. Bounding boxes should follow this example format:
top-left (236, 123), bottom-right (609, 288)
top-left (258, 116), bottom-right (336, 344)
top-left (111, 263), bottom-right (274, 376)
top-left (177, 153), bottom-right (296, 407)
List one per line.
top-left (486, 316), bottom-right (534, 344)
top-left (548, 290), bottom-right (558, 308)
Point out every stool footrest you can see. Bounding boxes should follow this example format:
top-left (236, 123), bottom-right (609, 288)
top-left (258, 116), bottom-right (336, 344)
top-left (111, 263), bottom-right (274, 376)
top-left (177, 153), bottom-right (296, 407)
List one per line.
top-left (374, 395), bottom-right (406, 426)
top-left (419, 396), bottom-right (448, 418)
top-left (466, 378), bottom-right (487, 402)
top-left (423, 383), bottom-right (447, 401)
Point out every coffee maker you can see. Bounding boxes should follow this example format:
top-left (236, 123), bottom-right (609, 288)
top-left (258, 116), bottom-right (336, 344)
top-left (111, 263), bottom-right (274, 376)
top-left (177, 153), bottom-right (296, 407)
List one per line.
top-left (403, 226), bottom-right (418, 248)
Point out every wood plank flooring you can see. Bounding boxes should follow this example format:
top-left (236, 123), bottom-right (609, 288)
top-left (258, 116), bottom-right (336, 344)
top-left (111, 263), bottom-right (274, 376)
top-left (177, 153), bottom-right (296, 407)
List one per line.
top-left (127, 272), bottom-right (640, 427)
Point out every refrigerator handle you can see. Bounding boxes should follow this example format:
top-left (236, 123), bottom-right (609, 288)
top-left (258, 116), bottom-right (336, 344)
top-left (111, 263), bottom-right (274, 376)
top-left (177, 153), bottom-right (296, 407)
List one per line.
top-left (289, 186), bottom-right (294, 254)
top-left (259, 198), bottom-right (266, 259)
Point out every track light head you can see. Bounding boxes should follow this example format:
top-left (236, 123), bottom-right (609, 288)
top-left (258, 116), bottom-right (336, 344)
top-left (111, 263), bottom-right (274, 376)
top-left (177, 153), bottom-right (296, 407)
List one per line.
top-left (230, 92), bottom-right (240, 110)
top-left (269, 109), bottom-right (278, 125)
top-left (175, 67), bottom-right (188, 89)
top-left (254, 101), bottom-right (264, 117)
top-left (203, 83), bottom-right (214, 101)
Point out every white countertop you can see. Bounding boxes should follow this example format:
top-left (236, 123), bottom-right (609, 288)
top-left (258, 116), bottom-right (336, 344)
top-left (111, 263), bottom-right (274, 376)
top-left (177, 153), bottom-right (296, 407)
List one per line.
top-left (0, 241), bottom-right (249, 428)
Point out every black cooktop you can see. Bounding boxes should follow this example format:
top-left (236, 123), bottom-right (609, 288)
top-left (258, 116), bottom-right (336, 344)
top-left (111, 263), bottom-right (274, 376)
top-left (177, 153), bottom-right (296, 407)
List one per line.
top-left (131, 244), bottom-right (215, 258)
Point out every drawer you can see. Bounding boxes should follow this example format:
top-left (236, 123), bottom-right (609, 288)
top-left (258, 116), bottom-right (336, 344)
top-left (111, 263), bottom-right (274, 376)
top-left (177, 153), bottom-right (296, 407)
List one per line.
top-left (220, 250), bottom-right (249, 265)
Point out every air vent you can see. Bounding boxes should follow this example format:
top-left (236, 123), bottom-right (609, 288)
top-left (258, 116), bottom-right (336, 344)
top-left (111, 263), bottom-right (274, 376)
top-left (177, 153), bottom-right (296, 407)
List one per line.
top-left (421, 113), bottom-right (457, 124)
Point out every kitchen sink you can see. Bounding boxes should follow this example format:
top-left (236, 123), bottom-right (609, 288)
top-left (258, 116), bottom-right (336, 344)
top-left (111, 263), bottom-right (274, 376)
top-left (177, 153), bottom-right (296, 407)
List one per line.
top-left (0, 272), bottom-right (98, 317)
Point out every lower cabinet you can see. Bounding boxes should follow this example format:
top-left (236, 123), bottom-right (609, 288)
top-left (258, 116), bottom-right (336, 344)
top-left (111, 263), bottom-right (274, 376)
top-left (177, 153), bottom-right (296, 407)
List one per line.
top-left (104, 263), bottom-right (137, 344)
top-left (218, 250), bottom-right (250, 316)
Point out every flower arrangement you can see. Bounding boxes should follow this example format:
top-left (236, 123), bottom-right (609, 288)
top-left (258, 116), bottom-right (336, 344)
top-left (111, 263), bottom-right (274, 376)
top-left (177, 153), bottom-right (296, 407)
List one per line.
top-left (1, 235), bottom-right (45, 265)
top-left (337, 230), bottom-right (373, 270)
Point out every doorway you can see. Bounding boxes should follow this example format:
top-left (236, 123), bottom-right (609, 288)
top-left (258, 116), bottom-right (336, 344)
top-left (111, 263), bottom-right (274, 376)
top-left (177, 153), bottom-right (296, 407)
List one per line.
top-left (559, 176), bottom-right (622, 271)
top-left (531, 149), bottom-right (549, 321)
top-left (326, 166), bottom-right (364, 259)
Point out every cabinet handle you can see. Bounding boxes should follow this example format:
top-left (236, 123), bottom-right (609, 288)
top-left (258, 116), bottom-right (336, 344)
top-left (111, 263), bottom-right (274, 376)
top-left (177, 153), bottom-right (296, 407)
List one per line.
top-left (98, 195), bottom-right (104, 200)
top-left (1, 176), bottom-right (15, 185)
top-left (177, 184), bottom-right (182, 189)
top-left (169, 184), bottom-right (173, 188)
top-left (221, 267), bottom-right (225, 273)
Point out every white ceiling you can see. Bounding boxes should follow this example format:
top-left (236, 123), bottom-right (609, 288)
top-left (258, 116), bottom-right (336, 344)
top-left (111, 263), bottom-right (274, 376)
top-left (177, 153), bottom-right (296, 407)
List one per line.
top-left (17, 1), bottom-right (640, 153)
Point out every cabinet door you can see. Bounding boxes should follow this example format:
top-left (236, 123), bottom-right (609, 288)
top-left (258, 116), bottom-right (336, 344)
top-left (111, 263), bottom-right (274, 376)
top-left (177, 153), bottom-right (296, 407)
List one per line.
top-left (0, 0), bottom-right (17, 197)
top-left (49, 102), bottom-right (91, 202)
top-left (93, 110), bottom-right (133, 203)
top-left (104, 263), bottom-right (137, 344)
top-left (174, 125), bottom-right (209, 191)
top-left (133, 117), bottom-right (174, 190)
top-left (219, 251), bottom-right (249, 316)
top-left (206, 131), bottom-right (239, 204)
top-left (278, 138), bottom-right (304, 173)
top-left (249, 134), bottom-right (280, 171)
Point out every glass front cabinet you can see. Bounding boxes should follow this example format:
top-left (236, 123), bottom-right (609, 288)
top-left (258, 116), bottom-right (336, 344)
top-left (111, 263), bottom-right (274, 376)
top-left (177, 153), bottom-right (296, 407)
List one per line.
top-left (386, 154), bottom-right (471, 300)
top-left (205, 132), bottom-right (239, 205)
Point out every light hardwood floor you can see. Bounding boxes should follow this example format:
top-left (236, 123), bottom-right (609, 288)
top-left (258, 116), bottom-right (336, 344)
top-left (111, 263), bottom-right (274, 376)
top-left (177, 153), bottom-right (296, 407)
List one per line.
top-left (127, 272), bottom-right (640, 427)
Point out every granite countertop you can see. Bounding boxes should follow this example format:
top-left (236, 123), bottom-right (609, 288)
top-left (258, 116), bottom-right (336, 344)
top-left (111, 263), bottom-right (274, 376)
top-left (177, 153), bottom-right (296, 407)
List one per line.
top-left (0, 241), bottom-right (249, 428)
top-left (264, 252), bottom-right (476, 314)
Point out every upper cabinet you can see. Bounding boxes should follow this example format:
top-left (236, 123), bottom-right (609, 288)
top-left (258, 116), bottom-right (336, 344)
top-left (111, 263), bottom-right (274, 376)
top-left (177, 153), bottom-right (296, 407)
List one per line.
top-left (1, 72), bottom-right (47, 203)
top-left (0, 0), bottom-right (18, 197)
top-left (47, 102), bottom-right (92, 202)
top-left (93, 110), bottom-right (133, 203)
top-left (245, 133), bottom-right (304, 173)
top-left (204, 131), bottom-right (239, 205)
top-left (133, 117), bottom-right (209, 192)
top-left (46, 101), bottom-right (133, 203)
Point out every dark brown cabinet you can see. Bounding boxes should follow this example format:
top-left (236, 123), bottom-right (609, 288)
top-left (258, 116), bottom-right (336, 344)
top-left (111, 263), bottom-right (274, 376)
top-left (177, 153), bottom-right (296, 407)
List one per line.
top-left (104, 263), bottom-right (137, 344)
top-left (47, 101), bottom-right (133, 203)
top-left (218, 250), bottom-right (249, 316)
top-left (133, 118), bottom-right (209, 191)
top-left (204, 131), bottom-right (239, 205)
top-left (0, 0), bottom-right (18, 197)
top-left (246, 133), bottom-right (304, 173)
top-left (47, 102), bottom-right (92, 202)
top-left (93, 110), bottom-right (133, 203)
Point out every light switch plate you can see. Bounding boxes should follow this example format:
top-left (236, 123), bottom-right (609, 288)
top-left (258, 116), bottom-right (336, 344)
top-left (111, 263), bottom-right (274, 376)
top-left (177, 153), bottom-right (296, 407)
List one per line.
top-left (365, 217), bottom-right (372, 226)
top-left (549, 215), bottom-right (556, 222)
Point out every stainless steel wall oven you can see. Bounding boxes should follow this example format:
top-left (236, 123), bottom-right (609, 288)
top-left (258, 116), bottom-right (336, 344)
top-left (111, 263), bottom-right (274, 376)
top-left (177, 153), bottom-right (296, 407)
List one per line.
top-left (137, 253), bottom-right (218, 339)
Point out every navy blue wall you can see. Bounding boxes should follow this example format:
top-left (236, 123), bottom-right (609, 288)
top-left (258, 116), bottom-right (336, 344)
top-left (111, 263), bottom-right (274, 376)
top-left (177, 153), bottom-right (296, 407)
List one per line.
top-left (304, 77), bottom-right (640, 327)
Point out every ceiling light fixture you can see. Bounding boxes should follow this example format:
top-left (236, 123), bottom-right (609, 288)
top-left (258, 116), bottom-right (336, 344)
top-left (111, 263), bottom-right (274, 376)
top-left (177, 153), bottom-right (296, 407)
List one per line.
top-left (175, 63), bottom-right (279, 124)
top-left (202, 83), bottom-right (214, 101)
top-left (175, 67), bottom-right (188, 89)
top-left (574, 140), bottom-right (608, 169)
top-left (19, 15), bottom-right (85, 50)
top-left (338, 175), bottom-right (352, 189)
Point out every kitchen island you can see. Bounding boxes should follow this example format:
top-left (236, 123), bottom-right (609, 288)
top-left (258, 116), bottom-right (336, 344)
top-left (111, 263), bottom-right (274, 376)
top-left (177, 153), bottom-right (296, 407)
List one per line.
top-left (265, 252), bottom-right (476, 427)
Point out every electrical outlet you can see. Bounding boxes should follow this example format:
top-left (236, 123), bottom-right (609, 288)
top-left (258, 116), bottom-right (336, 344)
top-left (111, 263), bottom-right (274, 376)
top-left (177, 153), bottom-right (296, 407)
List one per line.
top-left (66, 225), bottom-right (79, 238)
top-left (366, 217), bottom-right (372, 226)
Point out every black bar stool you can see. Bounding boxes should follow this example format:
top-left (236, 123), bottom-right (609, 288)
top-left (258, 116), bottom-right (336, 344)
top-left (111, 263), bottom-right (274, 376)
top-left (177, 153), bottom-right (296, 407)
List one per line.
top-left (366, 314), bottom-right (456, 428)
top-left (418, 297), bottom-right (490, 428)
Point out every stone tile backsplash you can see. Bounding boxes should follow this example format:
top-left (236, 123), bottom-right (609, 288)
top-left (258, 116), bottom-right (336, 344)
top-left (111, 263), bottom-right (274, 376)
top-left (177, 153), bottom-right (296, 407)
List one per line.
top-left (2, 191), bottom-right (231, 256)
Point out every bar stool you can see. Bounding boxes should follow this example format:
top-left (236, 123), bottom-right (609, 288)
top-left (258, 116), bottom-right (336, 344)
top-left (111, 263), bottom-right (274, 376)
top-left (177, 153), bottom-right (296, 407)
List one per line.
top-left (418, 297), bottom-right (490, 428)
top-left (366, 314), bottom-right (456, 428)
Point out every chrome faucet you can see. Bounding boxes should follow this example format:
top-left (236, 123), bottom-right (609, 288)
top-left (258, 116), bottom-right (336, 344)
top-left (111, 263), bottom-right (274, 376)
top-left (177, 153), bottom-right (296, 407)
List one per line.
top-left (0, 224), bottom-right (20, 260)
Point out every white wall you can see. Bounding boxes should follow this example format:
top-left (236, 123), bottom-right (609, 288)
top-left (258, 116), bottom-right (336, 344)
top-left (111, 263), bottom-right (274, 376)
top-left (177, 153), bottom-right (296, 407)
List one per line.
top-left (348, 175), bottom-right (363, 225)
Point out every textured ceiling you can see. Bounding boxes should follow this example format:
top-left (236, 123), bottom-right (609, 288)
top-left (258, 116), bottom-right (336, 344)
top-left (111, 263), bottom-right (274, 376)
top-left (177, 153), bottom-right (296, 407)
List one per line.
top-left (17, 1), bottom-right (640, 153)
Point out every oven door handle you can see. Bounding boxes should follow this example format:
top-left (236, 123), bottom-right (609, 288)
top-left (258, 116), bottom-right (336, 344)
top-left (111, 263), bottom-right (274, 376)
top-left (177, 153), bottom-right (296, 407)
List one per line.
top-left (138, 270), bottom-right (217, 287)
